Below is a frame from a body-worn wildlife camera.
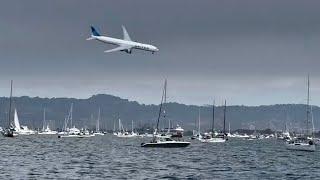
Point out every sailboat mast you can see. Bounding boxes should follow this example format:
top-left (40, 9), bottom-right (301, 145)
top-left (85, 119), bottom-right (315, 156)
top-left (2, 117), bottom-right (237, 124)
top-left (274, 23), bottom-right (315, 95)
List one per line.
top-left (70, 103), bottom-right (73, 128)
top-left (131, 120), bottom-right (133, 133)
top-left (97, 107), bottom-right (101, 132)
top-left (8, 80), bottom-right (13, 128)
top-left (223, 100), bottom-right (226, 135)
top-left (155, 79), bottom-right (166, 135)
top-left (163, 80), bottom-right (167, 131)
top-left (212, 100), bottom-right (215, 133)
top-left (198, 107), bottom-right (201, 135)
top-left (311, 105), bottom-right (315, 137)
top-left (43, 107), bottom-right (46, 131)
top-left (306, 75), bottom-right (310, 135)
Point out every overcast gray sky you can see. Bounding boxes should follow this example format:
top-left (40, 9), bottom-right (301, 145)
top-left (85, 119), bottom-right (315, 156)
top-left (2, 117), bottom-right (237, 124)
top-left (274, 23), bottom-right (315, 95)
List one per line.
top-left (1, 0), bottom-right (320, 106)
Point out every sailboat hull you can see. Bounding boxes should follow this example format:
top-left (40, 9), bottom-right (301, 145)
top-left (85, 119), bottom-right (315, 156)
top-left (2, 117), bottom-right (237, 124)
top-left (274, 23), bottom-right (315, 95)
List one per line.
top-left (286, 143), bottom-right (316, 152)
top-left (141, 141), bottom-right (190, 148)
top-left (200, 138), bottom-right (226, 143)
top-left (38, 131), bottom-right (58, 135)
top-left (93, 132), bottom-right (105, 136)
top-left (58, 134), bottom-right (92, 138)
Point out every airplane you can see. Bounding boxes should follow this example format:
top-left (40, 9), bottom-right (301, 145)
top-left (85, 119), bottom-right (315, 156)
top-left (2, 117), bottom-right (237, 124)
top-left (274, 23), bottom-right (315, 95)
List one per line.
top-left (87, 25), bottom-right (159, 54)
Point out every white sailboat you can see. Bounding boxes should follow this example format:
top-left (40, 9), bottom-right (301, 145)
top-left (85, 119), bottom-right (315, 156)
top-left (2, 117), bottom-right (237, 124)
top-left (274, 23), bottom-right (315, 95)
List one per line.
top-left (58, 103), bottom-right (91, 138)
top-left (279, 123), bottom-right (291, 141)
top-left (286, 75), bottom-right (315, 152)
top-left (200, 100), bottom-right (227, 143)
top-left (113, 119), bottom-right (117, 135)
top-left (38, 108), bottom-right (57, 135)
top-left (13, 109), bottom-right (36, 135)
top-left (93, 108), bottom-right (104, 136)
top-left (227, 123), bottom-right (236, 137)
top-left (130, 120), bottom-right (139, 137)
top-left (58, 103), bottom-right (74, 135)
top-left (115, 118), bottom-right (130, 137)
top-left (190, 111), bottom-right (199, 140)
top-left (38, 125), bottom-right (57, 135)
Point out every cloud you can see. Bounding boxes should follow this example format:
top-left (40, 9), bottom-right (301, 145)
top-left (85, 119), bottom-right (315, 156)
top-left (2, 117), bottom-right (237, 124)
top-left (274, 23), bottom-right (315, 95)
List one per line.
top-left (0, 0), bottom-right (319, 105)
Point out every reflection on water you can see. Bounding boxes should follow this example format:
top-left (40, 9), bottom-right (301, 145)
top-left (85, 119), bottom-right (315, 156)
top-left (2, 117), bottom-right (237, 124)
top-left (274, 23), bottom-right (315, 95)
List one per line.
top-left (0, 135), bottom-right (319, 179)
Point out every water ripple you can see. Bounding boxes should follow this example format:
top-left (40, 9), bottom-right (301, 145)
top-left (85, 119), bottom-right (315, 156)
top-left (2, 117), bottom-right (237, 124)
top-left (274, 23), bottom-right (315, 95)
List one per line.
top-left (0, 136), bottom-right (320, 179)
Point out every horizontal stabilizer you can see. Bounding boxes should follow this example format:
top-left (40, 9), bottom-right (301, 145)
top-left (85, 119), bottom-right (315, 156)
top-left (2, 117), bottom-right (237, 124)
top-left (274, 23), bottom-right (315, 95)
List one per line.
top-left (86, 37), bottom-right (94, 40)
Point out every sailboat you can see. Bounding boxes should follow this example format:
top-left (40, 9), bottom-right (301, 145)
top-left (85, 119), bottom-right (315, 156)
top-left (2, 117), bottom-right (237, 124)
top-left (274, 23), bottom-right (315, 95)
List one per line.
top-left (227, 123), bottom-right (236, 137)
top-left (130, 120), bottom-right (139, 137)
top-left (58, 103), bottom-right (91, 138)
top-left (13, 108), bottom-right (35, 135)
top-left (93, 108), bottom-right (104, 136)
top-left (141, 79), bottom-right (190, 148)
top-left (278, 122), bottom-right (291, 141)
top-left (196, 108), bottom-right (202, 140)
top-left (114, 118), bottom-right (128, 137)
top-left (3, 81), bottom-right (35, 136)
top-left (113, 119), bottom-right (117, 135)
top-left (1, 80), bottom-right (15, 137)
top-left (116, 119), bottom-right (137, 137)
top-left (200, 100), bottom-right (227, 143)
top-left (38, 108), bottom-right (57, 135)
top-left (190, 110), bottom-right (199, 140)
top-left (286, 75), bottom-right (315, 152)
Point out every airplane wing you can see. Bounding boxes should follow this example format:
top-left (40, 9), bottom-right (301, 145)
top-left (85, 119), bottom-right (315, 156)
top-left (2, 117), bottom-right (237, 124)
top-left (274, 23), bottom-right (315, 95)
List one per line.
top-left (122, 25), bottom-right (132, 41)
top-left (104, 45), bottom-right (132, 53)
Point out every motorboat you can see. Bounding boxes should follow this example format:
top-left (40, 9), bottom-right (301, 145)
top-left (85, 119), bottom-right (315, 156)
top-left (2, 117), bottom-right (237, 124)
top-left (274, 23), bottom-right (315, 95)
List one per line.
top-left (141, 137), bottom-right (190, 148)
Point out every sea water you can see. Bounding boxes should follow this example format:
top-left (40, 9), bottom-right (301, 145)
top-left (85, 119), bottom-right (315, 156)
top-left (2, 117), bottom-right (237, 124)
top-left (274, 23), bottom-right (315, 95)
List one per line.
top-left (0, 135), bottom-right (319, 179)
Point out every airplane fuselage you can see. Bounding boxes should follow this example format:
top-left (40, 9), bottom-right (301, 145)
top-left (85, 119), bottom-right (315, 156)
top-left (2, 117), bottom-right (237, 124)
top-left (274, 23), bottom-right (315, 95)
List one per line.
top-left (93, 36), bottom-right (159, 53)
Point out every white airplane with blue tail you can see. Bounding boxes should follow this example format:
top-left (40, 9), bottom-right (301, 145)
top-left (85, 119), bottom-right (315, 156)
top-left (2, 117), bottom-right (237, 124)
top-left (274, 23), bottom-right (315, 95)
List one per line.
top-left (87, 26), bottom-right (159, 54)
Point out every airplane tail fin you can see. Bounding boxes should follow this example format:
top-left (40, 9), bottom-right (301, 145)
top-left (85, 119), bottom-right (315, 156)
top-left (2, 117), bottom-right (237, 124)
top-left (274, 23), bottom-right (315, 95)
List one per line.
top-left (90, 26), bottom-right (101, 36)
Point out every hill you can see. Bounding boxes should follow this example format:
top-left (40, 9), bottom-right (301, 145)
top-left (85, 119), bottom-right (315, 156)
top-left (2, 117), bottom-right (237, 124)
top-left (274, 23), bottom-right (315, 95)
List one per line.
top-left (0, 94), bottom-right (318, 132)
